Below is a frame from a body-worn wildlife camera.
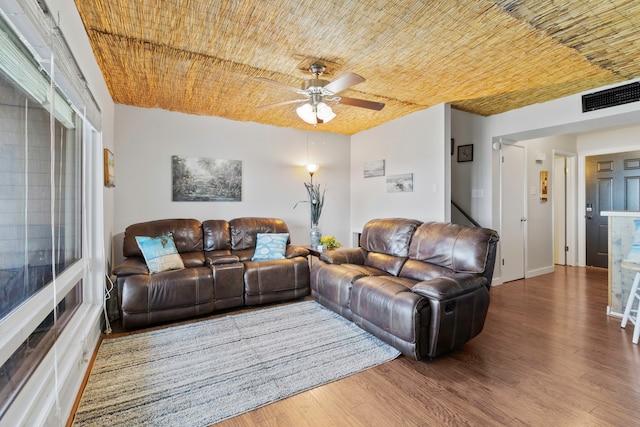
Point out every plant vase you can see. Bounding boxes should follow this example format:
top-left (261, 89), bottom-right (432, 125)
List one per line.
top-left (310, 225), bottom-right (321, 250)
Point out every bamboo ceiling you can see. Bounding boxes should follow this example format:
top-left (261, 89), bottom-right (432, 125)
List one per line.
top-left (74, 0), bottom-right (640, 135)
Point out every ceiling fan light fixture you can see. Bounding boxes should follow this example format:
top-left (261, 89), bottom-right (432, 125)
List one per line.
top-left (316, 102), bottom-right (336, 123)
top-left (296, 103), bottom-right (317, 124)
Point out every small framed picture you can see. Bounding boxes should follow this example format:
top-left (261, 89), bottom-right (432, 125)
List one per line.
top-left (386, 173), bottom-right (413, 193)
top-left (103, 148), bottom-right (115, 187)
top-left (363, 159), bottom-right (385, 178)
top-left (540, 170), bottom-right (548, 202)
top-left (457, 144), bottom-right (473, 162)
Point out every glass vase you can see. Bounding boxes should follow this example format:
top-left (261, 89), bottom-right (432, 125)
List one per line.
top-left (310, 225), bottom-right (321, 250)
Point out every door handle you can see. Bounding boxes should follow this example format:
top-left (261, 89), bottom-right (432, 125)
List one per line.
top-left (520, 217), bottom-right (527, 222)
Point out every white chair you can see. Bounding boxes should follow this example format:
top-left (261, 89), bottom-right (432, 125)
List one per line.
top-left (621, 261), bottom-right (640, 345)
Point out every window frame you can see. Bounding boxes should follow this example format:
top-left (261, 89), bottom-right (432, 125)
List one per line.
top-left (0, 1), bottom-right (106, 423)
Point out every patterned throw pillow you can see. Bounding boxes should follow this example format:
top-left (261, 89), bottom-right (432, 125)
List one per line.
top-left (135, 233), bottom-right (185, 273)
top-left (251, 233), bottom-right (289, 261)
top-left (625, 219), bottom-right (640, 263)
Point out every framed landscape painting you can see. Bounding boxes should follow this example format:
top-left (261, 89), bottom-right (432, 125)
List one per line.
top-left (364, 159), bottom-right (385, 178)
top-left (386, 173), bottom-right (413, 193)
top-left (172, 156), bottom-right (242, 201)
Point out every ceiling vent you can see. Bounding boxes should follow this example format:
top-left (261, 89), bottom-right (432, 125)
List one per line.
top-left (582, 82), bottom-right (640, 112)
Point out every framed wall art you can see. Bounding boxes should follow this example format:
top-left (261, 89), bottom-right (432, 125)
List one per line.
top-left (103, 148), bottom-right (115, 187)
top-left (457, 144), bottom-right (473, 162)
top-left (172, 156), bottom-right (242, 201)
top-left (540, 170), bottom-right (549, 202)
top-left (386, 173), bottom-right (413, 193)
top-left (363, 159), bottom-right (385, 178)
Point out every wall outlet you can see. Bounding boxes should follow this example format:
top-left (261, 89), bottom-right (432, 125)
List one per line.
top-left (472, 189), bottom-right (483, 198)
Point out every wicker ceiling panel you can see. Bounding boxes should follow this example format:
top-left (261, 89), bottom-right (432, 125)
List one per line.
top-left (74, 0), bottom-right (638, 135)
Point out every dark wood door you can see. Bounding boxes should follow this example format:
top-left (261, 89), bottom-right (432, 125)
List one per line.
top-left (585, 151), bottom-right (640, 267)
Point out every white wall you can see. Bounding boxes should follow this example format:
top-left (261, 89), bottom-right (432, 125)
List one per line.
top-left (350, 104), bottom-right (450, 239)
top-left (114, 106), bottom-right (351, 260)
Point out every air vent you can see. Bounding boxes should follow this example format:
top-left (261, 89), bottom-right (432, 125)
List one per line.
top-left (582, 82), bottom-right (640, 112)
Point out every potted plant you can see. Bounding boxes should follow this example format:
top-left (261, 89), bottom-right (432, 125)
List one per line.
top-left (320, 235), bottom-right (341, 250)
top-left (295, 180), bottom-right (326, 249)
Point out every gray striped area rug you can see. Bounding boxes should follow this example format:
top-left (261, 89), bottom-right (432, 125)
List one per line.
top-left (73, 301), bottom-right (400, 426)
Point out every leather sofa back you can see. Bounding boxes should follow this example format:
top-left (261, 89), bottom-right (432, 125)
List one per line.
top-left (122, 218), bottom-right (205, 267)
top-left (359, 218), bottom-right (421, 276)
top-left (123, 218), bottom-right (204, 256)
top-left (202, 219), bottom-right (232, 256)
top-left (360, 218), bottom-right (421, 256)
top-left (408, 222), bottom-right (499, 274)
top-left (229, 217), bottom-right (291, 251)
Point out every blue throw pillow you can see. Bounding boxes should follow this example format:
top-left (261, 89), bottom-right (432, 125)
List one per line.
top-left (626, 219), bottom-right (640, 263)
top-left (252, 233), bottom-right (289, 261)
top-left (135, 233), bottom-right (185, 273)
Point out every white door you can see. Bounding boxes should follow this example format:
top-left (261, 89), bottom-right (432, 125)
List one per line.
top-left (501, 144), bottom-right (526, 282)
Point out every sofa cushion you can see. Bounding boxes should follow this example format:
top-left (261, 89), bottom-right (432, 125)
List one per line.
top-left (252, 233), bottom-right (289, 261)
top-left (202, 219), bottom-right (232, 251)
top-left (243, 257), bottom-right (310, 305)
top-left (408, 222), bottom-right (498, 273)
top-left (350, 276), bottom-right (428, 349)
top-left (135, 234), bottom-right (185, 273)
top-left (360, 218), bottom-right (422, 257)
top-left (123, 218), bottom-right (204, 259)
top-left (229, 217), bottom-right (290, 251)
top-left (180, 252), bottom-right (207, 268)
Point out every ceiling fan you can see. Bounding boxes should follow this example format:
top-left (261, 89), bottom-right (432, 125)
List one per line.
top-left (255, 63), bottom-right (385, 125)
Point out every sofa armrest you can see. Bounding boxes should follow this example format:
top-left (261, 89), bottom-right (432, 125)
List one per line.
top-left (319, 248), bottom-right (365, 265)
top-left (412, 274), bottom-right (488, 301)
top-left (113, 258), bottom-right (149, 276)
top-left (206, 255), bottom-right (241, 265)
top-left (286, 245), bottom-right (310, 259)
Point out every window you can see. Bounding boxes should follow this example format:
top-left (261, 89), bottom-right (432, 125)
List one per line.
top-left (0, 9), bottom-right (92, 420)
top-left (0, 74), bottom-right (82, 319)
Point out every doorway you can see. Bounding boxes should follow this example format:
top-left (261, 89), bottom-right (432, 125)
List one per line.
top-left (585, 150), bottom-right (640, 268)
top-left (501, 144), bottom-right (526, 282)
top-left (553, 152), bottom-right (577, 266)
top-left (554, 155), bottom-right (567, 265)
top-left (584, 151), bottom-right (640, 268)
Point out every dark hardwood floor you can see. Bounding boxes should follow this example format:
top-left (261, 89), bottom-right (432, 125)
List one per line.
top-left (214, 266), bottom-right (640, 426)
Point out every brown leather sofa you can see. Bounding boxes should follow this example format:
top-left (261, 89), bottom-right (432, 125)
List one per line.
top-left (113, 217), bottom-right (310, 329)
top-left (310, 218), bottom-right (499, 360)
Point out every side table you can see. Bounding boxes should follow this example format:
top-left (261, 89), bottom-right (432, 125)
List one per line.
top-left (303, 245), bottom-right (322, 267)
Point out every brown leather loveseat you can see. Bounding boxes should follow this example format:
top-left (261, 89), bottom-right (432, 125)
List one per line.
top-left (310, 218), bottom-right (499, 360)
top-left (113, 217), bottom-right (310, 329)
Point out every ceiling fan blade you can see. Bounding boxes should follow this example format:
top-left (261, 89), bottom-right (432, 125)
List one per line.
top-left (256, 99), bottom-right (307, 110)
top-left (324, 72), bottom-right (365, 94)
top-left (338, 96), bottom-right (385, 111)
top-left (255, 77), bottom-right (300, 92)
